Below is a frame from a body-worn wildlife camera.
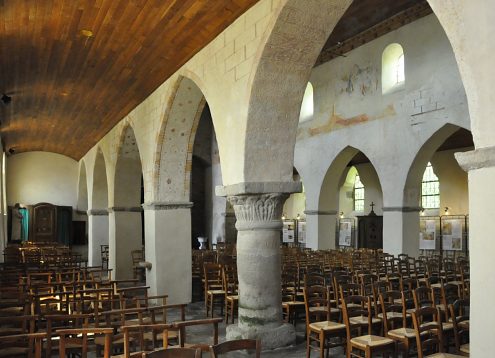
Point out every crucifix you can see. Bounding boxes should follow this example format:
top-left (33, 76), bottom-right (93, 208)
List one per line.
top-left (370, 202), bottom-right (375, 213)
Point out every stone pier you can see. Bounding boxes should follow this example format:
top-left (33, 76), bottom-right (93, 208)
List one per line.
top-left (217, 182), bottom-right (301, 349)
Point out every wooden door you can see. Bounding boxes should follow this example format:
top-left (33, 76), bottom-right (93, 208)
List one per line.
top-left (30, 203), bottom-right (57, 242)
top-left (358, 216), bottom-right (383, 249)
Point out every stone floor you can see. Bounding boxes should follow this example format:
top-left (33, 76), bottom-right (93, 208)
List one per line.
top-left (177, 301), bottom-right (346, 357)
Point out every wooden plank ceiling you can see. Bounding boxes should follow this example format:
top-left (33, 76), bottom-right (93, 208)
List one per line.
top-left (317, 0), bottom-right (432, 64)
top-left (0, 0), bottom-right (259, 159)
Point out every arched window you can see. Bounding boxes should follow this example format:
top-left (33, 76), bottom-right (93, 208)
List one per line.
top-left (382, 43), bottom-right (405, 94)
top-left (422, 162), bottom-right (440, 209)
top-left (354, 174), bottom-right (365, 212)
top-left (299, 82), bottom-right (313, 122)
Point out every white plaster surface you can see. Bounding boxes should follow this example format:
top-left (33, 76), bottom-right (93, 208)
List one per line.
top-left (7, 152), bottom-right (78, 207)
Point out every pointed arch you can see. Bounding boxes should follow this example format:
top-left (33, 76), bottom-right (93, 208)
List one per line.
top-left (77, 160), bottom-right (88, 212)
top-left (114, 124), bottom-right (143, 207)
top-left (403, 123), bottom-right (469, 207)
top-left (153, 75), bottom-right (208, 203)
top-left (243, 0), bottom-right (353, 182)
top-left (92, 148), bottom-right (109, 210)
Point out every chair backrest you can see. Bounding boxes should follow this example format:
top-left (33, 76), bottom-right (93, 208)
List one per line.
top-left (121, 323), bottom-right (175, 357)
top-left (0, 332), bottom-right (46, 358)
top-left (174, 317), bottom-right (223, 351)
top-left (57, 327), bottom-right (113, 358)
top-left (379, 291), bottom-right (405, 334)
top-left (413, 286), bottom-right (433, 310)
top-left (411, 306), bottom-right (443, 358)
top-left (204, 263), bottom-right (223, 289)
top-left (341, 294), bottom-right (372, 337)
top-left (143, 347), bottom-right (201, 357)
top-left (210, 339), bottom-right (261, 357)
top-left (449, 298), bottom-right (470, 354)
top-left (304, 285), bottom-right (330, 324)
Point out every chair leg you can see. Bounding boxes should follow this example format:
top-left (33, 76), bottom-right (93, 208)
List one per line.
top-left (225, 301), bottom-right (229, 323)
top-left (319, 331), bottom-right (325, 358)
top-left (306, 331), bottom-right (311, 358)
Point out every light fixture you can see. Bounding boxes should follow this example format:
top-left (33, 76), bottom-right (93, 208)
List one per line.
top-left (420, 208), bottom-right (425, 216)
top-left (340, 211), bottom-right (344, 219)
top-left (444, 207), bottom-right (449, 215)
top-left (281, 213), bottom-right (286, 220)
top-left (296, 213), bottom-right (301, 220)
top-left (80, 29), bottom-right (94, 38)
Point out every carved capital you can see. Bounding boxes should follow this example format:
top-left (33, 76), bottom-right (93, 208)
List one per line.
top-left (228, 193), bottom-right (288, 231)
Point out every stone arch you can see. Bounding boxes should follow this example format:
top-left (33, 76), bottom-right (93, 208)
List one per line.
top-left (153, 75), bottom-right (208, 203)
top-left (386, 123), bottom-right (472, 256)
top-left (92, 148), bottom-right (109, 211)
top-left (311, 145), bottom-right (383, 249)
top-left (111, 124), bottom-right (144, 279)
top-left (403, 123), bottom-right (470, 207)
top-left (77, 160), bottom-right (88, 212)
top-left (243, 0), bottom-right (353, 182)
top-left (88, 148), bottom-right (109, 266)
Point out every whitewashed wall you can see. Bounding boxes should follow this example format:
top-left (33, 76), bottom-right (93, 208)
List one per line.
top-left (293, 14), bottom-right (470, 250)
top-left (7, 152), bottom-right (78, 207)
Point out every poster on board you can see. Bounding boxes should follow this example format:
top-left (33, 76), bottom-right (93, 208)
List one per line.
top-left (283, 221), bottom-right (295, 243)
top-left (298, 221), bottom-right (306, 244)
top-left (339, 221), bottom-right (352, 246)
top-left (420, 219), bottom-right (436, 250)
top-left (442, 219), bottom-right (463, 250)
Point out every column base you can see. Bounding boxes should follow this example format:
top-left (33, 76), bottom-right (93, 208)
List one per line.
top-left (226, 323), bottom-right (296, 350)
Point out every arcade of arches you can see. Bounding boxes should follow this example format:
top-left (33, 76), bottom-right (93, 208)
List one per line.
top-left (2, 0), bottom-right (495, 355)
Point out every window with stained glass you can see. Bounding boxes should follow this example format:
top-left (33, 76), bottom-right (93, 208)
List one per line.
top-left (354, 175), bottom-right (364, 212)
top-left (422, 162), bottom-right (440, 209)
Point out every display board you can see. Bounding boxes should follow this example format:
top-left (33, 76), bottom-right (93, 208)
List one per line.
top-left (441, 215), bottom-right (466, 251)
top-left (282, 220), bottom-right (295, 243)
top-left (297, 220), bottom-right (306, 245)
top-left (419, 216), bottom-right (440, 250)
top-left (338, 218), bottom-right (354, 247)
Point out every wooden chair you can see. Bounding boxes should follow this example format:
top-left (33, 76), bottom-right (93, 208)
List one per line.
top-left (210, 338), bottom-right (261, 357)
top-left (413, 286), bottom-right (433, 310)
top-left (341, 295), bottom-right (395, 358)
top-left (57, 327), bottom-right (114, 358)
top-left (44, 313), bottom-right (90, 358)
top-left (304, 285), bottom-right (346, 358)
top-left (174, 317), bottom-right (223, 352)
top-left (0, 332), bottom-right (46, 358)
top-left (410, 306), bottom-right (464, 358)
top-left (282, 270), bottom-right (305, 325)
top-left (120, 323), bottom-right (175, 357)
top-left (142, 347), bottom-right (201, 357)
top-left (449, 299), bottom-right (469, 356)
top-left (222, 264), bottom-right (238, 324)
top-left (131, 249), bottom-right (145, 280)
top-left (203, 264), bottom-right (225, 318)
top-left (379, 291), bottom-right (415, 356)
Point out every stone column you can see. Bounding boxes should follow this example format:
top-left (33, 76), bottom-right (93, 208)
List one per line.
top-left (221, 191), bottom-right (296, 349)
top-left (87, 209), bottom-right (109, 267)
top-left (382, 206), bottom-right (421, 256)
top-left (108, 207), bottom-right (143, 280)
top-left (304, 210), bottom-right (337, 250)
top-left (143, 201), bottom-right (193, 304)
top-left (456, 147), bottom-right (495, 357)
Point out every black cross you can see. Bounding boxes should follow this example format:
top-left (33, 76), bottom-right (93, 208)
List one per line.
top-left (370, 202), bottom-right (375, 211)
